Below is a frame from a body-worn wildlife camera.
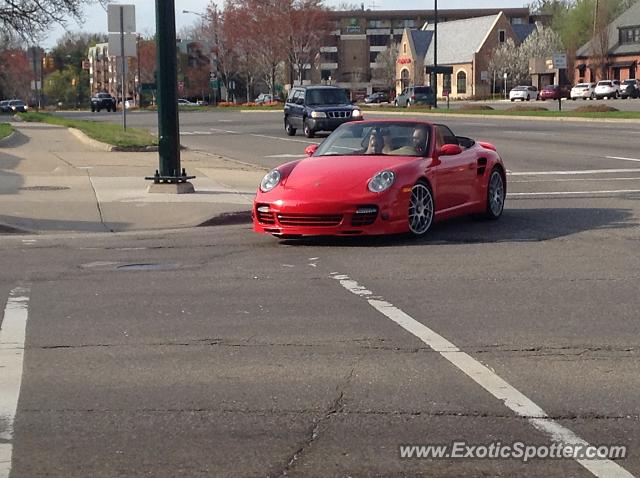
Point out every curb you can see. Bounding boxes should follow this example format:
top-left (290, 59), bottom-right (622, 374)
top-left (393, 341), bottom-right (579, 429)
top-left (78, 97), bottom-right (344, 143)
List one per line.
top-left (0, 130), bottom-right (15, 146)
top-left (68, 127), bottom-right (159, 152)
top-left (237, 108), bottom-right (640, 124)
top-left (68, 127), bottom-right (114, 152)
top-left (197, 210), bottom-right (252, 227)
top-left (0, 223), bottom-right (32, 235)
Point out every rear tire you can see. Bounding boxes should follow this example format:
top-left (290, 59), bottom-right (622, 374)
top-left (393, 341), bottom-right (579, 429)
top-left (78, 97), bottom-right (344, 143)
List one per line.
top-left (485, 168), bottom-right (505, 220)
top-left (284, 117), bottom-right (296, 136)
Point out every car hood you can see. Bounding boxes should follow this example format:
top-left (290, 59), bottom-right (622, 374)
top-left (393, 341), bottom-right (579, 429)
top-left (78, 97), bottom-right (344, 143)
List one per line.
top-left (281, 155), bottom-right (411, 194)
top-left (307, 104), bottom-right (356, 111)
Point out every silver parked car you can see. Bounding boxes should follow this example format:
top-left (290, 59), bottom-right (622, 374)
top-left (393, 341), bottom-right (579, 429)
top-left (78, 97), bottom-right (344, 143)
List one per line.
top-left (570, 83), bottom-right (596, 100)
top-left (509, 85), bottom-right (538, 101)
top-left (394, 86), bottom-right (435, 107)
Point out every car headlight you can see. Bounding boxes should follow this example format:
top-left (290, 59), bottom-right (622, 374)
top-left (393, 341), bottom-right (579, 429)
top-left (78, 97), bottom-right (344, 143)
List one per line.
top-left (352, 109), bottom-right (362, 118)
top-left (260, 169), bottom-right (281, 192)
top-left (24, 105), bottom-right (28, 110)
top-left (368, 170), bottom-right (395, 193)
top-left (310, 111), bottom-right (326, 118)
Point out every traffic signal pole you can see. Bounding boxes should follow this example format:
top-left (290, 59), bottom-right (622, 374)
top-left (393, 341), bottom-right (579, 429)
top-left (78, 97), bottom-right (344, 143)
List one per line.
top-left (146, 0), bottom-right (195, 193)
top-left (432, 0), bottom-right (438, 109)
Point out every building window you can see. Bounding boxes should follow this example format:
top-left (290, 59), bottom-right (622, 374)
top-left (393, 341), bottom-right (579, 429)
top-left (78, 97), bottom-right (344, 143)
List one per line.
top-left (370, 52), bottom-right (379, 63)
top-left (370, 35), bottom-right (389, 47)
top-left (443, 73), bottom-right (451, 93)
top-left (456, 71), bottom-right (467, 94)
top-left (401, 68), bottom-right (410, 89)
top-left (403, 43), bottom-right (407, 54)
top-left (620, 26), bottom-right (640, 44)
top-left (322, 51), bottom-right (338, 63)
top-left (368, 19), bottom-right (389, 28)
top-left (498, 30), bottom-right (506, 43)
top-left (393, 19), bottom-right (415, 28)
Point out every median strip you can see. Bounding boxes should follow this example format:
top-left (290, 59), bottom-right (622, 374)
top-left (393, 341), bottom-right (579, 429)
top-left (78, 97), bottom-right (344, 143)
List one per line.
top-left (17, 112), bottom-right (157, 151)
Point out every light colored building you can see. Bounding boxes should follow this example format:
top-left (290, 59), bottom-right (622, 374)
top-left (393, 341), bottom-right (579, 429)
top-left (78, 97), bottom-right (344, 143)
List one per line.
top-left (87, 43), bottom-right (137, 103)
top-left (395, 12), bottom-right (520, 99)
top-left (574, 2), bottom-right (640, 83)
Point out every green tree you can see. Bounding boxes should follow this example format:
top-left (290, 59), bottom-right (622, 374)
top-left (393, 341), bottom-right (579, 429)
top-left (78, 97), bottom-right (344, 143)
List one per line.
top-left (43, 66), bottom-right (89, 108)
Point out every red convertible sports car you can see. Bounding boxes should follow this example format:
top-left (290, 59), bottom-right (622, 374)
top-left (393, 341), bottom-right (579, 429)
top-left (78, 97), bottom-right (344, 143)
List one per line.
top-left (253, 119), bottom-right (506, 237)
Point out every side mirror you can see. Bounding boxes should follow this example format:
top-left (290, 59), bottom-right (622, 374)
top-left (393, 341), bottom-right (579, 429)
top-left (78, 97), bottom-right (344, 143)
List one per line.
top-left (305, 144), bottom-right (318, 156)
top-left (439, 144), bottom-right (462, 156)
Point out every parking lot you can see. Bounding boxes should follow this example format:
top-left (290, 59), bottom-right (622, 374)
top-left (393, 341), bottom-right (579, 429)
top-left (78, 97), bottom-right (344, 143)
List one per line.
top-left (1, 108), bottom-right (639, 477)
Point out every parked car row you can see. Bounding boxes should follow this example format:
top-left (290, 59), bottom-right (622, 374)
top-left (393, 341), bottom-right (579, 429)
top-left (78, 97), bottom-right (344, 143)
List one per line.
top-left (509, 79), bottom-right (640, 102)
top-left (0, 99), bottom-right (28, 113)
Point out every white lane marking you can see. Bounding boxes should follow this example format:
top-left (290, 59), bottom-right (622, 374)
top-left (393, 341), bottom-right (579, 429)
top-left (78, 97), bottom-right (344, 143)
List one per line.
top-left (180, 131), bottom-right (212, 136)
top-left (332, 273), bottom-right (635, 478)
top-left (249, 133), bottom-right (319, 145)
top-left (510, 177), bottom-right (640, 183)
top-left (0, 286), bottom-right (30, 477)
top-left (606, 156), bottom-right (640, 163)
top-left (508, 189), bottom-right (640, 197)
top-left (209, 128), bottom-right (240, 134)
top-left (265, 154), bottom-right (306, 158)
top-left (508, 168), bottom-right (640, 176)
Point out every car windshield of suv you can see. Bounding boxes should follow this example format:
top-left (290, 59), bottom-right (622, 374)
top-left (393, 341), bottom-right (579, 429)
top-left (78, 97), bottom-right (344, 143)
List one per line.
top-left (314, 122), bottom-right (431, 157)
top-left (97, 93), bottom-right (111, 98)
top-left (413, 87), bottom-right (433, 95)
top-left (9, 100), bottom-right (24, 106)
top-left (306, 89), bottom-right (349, 105)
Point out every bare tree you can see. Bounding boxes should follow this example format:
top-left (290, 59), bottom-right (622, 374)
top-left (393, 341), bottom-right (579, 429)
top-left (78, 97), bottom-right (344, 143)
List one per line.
top-left (0, 0), bottom-right (107, 39)
top-left (372, 43), bottom-right (398, 89)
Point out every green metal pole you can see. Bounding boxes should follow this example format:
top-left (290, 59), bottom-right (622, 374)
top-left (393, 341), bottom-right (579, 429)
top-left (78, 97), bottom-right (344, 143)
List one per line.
top-left (155, 0), bottom-right (180, 179)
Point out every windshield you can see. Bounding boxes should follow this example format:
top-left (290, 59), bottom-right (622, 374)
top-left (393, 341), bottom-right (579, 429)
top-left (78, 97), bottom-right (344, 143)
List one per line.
top-left (306, 88), bottom-right (349, 105)
top-left (598, 81), bottom-right (612, 86)
top-left (9, 100), bottom-right (24, 106)
top-left (314, 122), bottom-right (431, 157)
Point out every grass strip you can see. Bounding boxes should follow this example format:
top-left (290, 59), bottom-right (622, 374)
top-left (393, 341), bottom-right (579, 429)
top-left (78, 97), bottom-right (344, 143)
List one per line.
top-left (18, 112), bottom-right (157, 148)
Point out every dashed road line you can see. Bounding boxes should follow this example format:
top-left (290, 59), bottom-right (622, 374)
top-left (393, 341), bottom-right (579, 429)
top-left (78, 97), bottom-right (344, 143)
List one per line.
top-left (331, 272), bottom-right (635, 478)
top-left (0, 286), bottom-right (31, 478)
top-left (606, 156), bottom-right (640, 163)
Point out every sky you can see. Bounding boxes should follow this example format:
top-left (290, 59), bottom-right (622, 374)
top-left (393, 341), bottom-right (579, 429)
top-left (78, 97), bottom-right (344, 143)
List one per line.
top-left (42, 0), bottom-right (529, 49)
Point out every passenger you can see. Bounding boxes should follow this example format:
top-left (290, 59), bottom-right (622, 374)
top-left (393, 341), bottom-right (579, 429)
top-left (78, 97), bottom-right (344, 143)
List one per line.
top-left (364, 128), bottom-right (384, 154)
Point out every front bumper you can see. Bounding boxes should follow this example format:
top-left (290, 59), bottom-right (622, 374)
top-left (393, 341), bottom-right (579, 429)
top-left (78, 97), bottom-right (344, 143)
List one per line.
top-left (252, 198), bottom-right (407, 236)
top-left (307, 116), bottom-right (363, 132)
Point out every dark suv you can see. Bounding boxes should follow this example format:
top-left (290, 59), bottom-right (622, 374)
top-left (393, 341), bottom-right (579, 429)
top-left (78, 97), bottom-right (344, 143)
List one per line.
top-left (284, 86), bottom-right (363, 138)
top-left (91, 92), bottom-right (117, 112)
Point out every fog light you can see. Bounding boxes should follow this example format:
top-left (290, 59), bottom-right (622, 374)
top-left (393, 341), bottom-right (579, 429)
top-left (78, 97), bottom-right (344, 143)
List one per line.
top-left (257, 206), bottom-right (270, 213)
top-left (355, 207), bottom-right (377, 214)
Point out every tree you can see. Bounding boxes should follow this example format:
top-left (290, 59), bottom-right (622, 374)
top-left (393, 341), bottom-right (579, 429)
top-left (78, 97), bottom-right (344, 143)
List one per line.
top-left (0, 48), bottom-right (31, 99)
top-left (43, 65), bottom-right (88, 107)
top-left (0, 0), bottom-right (107, 39)
top-left (284, 0), bottom-right (331, 86)
top-left (372, 42), bottom-right (398, 88)
top-left (488, 25), bottom-right (563, 88)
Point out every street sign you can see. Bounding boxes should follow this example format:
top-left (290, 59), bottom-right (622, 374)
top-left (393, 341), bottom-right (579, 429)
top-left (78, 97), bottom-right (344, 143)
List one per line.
top-left (108, 4), bottom-right (136, 33)
top-left (552, 53), bottom-right (567, 69)
top-left (108, 33), bottom-right (137, 57)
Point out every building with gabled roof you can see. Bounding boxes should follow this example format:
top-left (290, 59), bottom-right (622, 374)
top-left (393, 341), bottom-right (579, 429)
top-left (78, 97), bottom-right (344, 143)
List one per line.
top-left (395, 12), bottom-right (520, 99)
top-left (574, 2), bottom-right (640, 83)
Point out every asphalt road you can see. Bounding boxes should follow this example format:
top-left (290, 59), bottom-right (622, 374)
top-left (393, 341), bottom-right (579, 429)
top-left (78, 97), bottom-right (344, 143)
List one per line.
top-left (1, 109), bottom-right (639, 477)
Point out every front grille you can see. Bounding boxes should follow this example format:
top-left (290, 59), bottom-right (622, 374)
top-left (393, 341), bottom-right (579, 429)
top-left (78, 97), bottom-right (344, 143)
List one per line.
top-left (326, 110), bottom-right (351, 119)
top-left (351, 207), bottom-right (378, 226)
top-left (277, 214), bottom-right (343, 227)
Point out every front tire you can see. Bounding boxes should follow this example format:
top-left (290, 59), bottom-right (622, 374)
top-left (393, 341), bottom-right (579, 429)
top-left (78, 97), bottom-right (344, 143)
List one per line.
top-left (303, 120), bottom-right (315, 138)
top-left (485, 168), bottom-right (505, 220)
top-left (408, 182), bottom-right (434, 237)
top-left (284, 117), bottom-right (296, 136)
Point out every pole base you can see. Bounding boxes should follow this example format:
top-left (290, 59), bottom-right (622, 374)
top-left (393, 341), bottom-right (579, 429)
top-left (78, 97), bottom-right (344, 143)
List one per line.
top-left (147, 181), bottom-right (195, 194)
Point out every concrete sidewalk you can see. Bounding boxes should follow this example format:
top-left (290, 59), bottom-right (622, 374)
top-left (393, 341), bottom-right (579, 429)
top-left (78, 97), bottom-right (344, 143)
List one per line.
top-left (0, 122), bottom-right (265, 233)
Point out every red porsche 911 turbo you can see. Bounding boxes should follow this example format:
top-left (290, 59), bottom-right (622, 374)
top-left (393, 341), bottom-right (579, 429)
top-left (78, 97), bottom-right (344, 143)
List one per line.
top-left (253, 119), bottom-right (506, 238)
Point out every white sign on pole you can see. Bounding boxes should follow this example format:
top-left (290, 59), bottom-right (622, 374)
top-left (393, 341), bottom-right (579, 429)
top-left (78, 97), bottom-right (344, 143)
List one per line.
top-left (108, 33), bottom-right (137, 57)
top-left (552, 53), bottom-right (567, 69)
top-left (108, 4), bottom-right (136, 33)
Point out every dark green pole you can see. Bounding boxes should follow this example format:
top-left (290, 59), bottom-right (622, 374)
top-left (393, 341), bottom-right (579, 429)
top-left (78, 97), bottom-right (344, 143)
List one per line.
top-left (155, 0), bottom-right (180, 179)
top-left (432, 0), bottom-right (438, 109)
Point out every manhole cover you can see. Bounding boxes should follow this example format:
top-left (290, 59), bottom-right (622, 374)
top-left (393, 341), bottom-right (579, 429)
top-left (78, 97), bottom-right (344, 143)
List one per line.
top-left (117, 263), bottom-right (179, 271)
top-left (20, 186), bottom-right (70, 191)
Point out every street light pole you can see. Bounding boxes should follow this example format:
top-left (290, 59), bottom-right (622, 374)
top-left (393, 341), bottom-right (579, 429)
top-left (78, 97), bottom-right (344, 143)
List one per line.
top-left (146, 0), bottom-right (195, 192)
